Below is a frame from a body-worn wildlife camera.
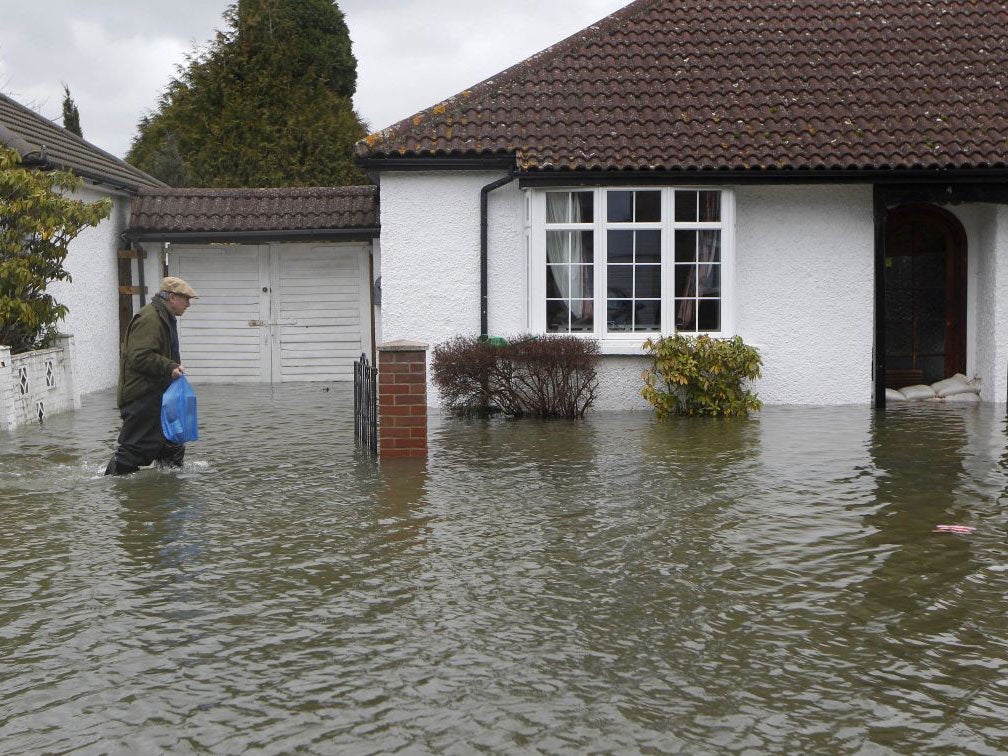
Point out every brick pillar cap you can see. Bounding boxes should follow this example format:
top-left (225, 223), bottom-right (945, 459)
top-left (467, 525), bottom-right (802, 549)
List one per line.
top-left (379, 339), bottom-right (429, 352)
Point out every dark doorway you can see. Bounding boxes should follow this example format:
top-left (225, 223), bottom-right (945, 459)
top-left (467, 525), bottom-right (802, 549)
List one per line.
top-left (883, 204), bottom-right (967, 388)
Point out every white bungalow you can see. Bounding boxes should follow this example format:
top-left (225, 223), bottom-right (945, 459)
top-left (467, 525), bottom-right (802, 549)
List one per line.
top-left (355, 0), bottom-right (1008, 409)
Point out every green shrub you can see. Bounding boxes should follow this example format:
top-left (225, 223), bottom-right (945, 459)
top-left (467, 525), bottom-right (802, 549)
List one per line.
top-left (431, 334), bottom-right (600, 419)
top-left (0, 147), bottom-right (112, 354)
top-left (642, 334), bottom-right (762, 418)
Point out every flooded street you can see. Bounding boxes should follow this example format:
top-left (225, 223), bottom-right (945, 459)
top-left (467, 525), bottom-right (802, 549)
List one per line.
top-left (2, 384), bottom-right (1007, 753)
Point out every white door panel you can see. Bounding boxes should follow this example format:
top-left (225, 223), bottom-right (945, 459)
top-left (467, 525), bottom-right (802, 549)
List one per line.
top-left (169, 243), bottom-right (370, 383)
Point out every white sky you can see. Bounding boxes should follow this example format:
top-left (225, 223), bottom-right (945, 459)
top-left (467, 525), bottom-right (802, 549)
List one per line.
top-left (0, 0), bottom-right (630, 159)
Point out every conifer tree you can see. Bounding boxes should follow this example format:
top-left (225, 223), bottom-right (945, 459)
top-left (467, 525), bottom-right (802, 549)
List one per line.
top-left (126, 0), bottom-right (366, 187)
top-left (61, 84), bottom-right (82, 137)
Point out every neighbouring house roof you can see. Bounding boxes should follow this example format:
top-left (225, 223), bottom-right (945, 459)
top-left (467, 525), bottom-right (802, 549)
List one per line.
top-left (127, 186), bottom-right (379, 241)
top-left (356, 0), bottom-right (1008, 175)
top-left (0, 92), bottom-right (165, 192)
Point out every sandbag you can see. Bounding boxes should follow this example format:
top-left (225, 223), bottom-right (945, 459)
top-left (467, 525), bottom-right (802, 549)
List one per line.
top-left (885, 388), bottom-right (907, 401)
top-left (161, 375), bottom-right (199, 444)
top-left (899, 384), bottom-right (936, 400)
top-left (931, 375), bottom-right (979, 398)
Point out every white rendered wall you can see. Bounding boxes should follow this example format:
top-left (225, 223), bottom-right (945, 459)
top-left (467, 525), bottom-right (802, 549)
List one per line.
top-left (956, 203), bottom-right (1008, 403)
top-left (380, 173), bottom-right (877, 408)
top-left (734, 184), bottom-right (875, 405)
top-left (47, 186), bottom-right (129, 395)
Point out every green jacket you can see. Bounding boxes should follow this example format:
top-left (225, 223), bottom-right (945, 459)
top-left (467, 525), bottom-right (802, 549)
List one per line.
top-left (117, 296), bottom-right (180, 407)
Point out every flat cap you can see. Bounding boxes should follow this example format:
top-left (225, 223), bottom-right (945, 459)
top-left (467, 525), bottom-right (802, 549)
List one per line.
top-left (159, 276), bottom-right (199, 298)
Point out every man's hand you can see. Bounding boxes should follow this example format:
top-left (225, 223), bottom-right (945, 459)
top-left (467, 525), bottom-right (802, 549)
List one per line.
top-left (171, 364), bottom-right (186, 379)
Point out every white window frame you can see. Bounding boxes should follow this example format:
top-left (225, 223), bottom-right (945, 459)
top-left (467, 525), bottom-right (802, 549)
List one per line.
top-left (528, 186), bottom-right (735, 352)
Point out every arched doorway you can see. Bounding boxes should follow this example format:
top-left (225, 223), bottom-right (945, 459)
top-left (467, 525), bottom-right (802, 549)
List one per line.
top-left (883, 204), bottom-right (967, 388)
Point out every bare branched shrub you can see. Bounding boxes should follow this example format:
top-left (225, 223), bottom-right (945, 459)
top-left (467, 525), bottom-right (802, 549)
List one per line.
top-left (431, 334), bottom-right (600, 419)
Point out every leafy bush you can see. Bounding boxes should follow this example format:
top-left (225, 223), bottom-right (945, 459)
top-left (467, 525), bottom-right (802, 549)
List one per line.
top-left (431, 334), bottom-right (600, 419)
top-left (0, 148), bottom-right (112, 354)
top-left (642, 334), bottom-right (762, 418)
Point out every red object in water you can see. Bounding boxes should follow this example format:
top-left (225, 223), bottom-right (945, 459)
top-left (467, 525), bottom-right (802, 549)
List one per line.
top-left (933, 524), bottom-right (976, 534)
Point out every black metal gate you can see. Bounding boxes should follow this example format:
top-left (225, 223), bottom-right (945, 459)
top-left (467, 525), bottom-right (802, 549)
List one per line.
top-left (354, 352), bottom-right (378, 455)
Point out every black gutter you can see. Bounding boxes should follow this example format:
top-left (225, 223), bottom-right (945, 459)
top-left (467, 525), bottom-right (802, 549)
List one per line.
top-left (125, 227), bottom-right (380, 244)
top-left (480, 172), bottom-right (518, 338)
top-left (519, 167), bottom-right (1008, 187)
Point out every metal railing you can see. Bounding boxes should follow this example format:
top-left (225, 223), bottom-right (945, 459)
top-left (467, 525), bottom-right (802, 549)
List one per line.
top-left (353, 352), bottom-right (378, 455)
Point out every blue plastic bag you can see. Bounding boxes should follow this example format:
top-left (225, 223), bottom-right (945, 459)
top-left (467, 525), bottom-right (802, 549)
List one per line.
top-left (161, 375), bottom-right (199, 444)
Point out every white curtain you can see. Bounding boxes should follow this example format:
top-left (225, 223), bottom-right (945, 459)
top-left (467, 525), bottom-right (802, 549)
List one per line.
top-left (546, 194), bottom-right (590, 324)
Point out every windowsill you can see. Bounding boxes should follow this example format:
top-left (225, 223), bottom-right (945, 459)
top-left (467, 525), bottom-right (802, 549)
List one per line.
top-left (597, 333), bottom-right (733, 355)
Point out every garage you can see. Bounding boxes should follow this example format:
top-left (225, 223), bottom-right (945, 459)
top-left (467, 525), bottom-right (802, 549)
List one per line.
top-left (125, 186), bottom-right (379, 383)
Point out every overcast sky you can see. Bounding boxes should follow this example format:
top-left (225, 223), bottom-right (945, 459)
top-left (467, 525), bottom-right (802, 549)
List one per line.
top-left (0, 0), bottom-right (629, 160)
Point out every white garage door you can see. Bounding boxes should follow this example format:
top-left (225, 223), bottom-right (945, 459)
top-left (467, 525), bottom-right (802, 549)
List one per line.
top-left (169, 243), bottom-right (371, 383)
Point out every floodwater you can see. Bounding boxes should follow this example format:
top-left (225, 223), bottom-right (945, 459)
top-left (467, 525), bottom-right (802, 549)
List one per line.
top-left (2, 384), bottom-right (1007, 754)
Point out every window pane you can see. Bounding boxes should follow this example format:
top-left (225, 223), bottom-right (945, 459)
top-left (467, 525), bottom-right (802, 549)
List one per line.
top-left (635, 265), bottom-right (661, 298)
top-left (919, 291), bottom-right (945, 320)
top-left (697, 264), bottom-right (720, 297)
top-left (886, 321), bottom-right (913, 355)
top-left (571, 230), bottom-right (594, 264)
top-left (574, 192), bottom-right (594, 223)
top-left (572, 264), bottom-right (594, 298)
top-left (570, 301), bottom-right (594, 332)
top-left (675, 190), bottom-right (698, 222)
top-left (546, 300), bottom-right (570, 332)
top-left (546, 192), bottom-right (569, 223)
top-left (634, 301), bottom-right (661, 331)
top-left (886, 255), bottom-right (913, 287)
top-left (675, 230), bottom-right (697, 263)
top-left (675, 299), bottom-right (697, 331)
top-left (635, 191), bottom-right (661, 222)
top-left (698, 231), bottom-right (720, 263)
top-left (547, 230), bottom-right (569, 264)
top-left (608, 230), bottom-right (633, 262)
top-left (546, 264), bottom-right (568, 298)
top-left (889, 290), bottom-right (912, 321)
top-left (675, 264), bottom-right (696, 298)
top-left (636, 230), bottom-right (661, 263)
top-left (607, 300), bottom-right (633, 331)
top-left (699, 191), bottom-right (721, 221)
top-left (608, 264), bottom-right (633, 297)
top-left (918, 319), bottom-right (944, 353)
top-left (607, 191), bottom-right (633, 222)
top-left (698, 299), bottom-right (720, 331)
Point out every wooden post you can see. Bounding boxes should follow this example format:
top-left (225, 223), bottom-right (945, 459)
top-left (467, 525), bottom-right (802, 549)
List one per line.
top-left (377, 340), bottom-right (428, 460)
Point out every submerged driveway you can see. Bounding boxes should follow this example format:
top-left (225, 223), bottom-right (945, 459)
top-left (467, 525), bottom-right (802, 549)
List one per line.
top-left (3, 384), bottom-right (1008, 752)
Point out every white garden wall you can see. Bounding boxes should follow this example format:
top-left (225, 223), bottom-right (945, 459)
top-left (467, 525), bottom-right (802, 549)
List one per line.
top-left (47, 185), bottom-right (131, 396)
top-left (0, 335), bottom-right (81, 430)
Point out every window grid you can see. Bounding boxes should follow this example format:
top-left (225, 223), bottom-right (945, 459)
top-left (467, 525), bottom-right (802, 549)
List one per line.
top-left (533, 187), bottom-right (729, 340)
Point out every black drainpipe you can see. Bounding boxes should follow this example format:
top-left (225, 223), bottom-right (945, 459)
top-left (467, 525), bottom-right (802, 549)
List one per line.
top-left (480, 171), bottom-right (518, 339)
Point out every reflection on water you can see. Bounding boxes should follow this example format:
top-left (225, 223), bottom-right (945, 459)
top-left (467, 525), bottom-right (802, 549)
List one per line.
top-left (2, 385), bottom-right (1007, 752)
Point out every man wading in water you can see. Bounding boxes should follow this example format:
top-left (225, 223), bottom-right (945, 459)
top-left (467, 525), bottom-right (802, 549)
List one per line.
top-left (105, 277), bottom-right (198, 475)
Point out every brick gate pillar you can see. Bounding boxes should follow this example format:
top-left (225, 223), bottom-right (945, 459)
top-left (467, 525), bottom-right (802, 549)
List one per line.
top-left (377, 340), bottom-right (428, 460)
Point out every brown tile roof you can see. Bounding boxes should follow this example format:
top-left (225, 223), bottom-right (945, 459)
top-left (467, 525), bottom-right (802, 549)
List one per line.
top-left (0, 92), bottom-right (165, 191)
top-left (128, 186), bottom-right (379, 237)
top-left (357, 0), bottom-right (1008, 174)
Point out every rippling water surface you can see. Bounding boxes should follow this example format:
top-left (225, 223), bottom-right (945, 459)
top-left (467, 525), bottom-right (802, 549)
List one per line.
top-left (2, 384), bottom-right (1008, 753)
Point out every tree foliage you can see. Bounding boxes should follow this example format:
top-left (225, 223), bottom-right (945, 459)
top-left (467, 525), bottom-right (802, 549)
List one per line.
top-left (0, 148), bottom-right (111, 354)
top-left (642, 334), bottom-right (763, 418)
top-left (126, 0), bottom-right (367, 187)
top-left (61, 83), bottom-right (82, 137)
